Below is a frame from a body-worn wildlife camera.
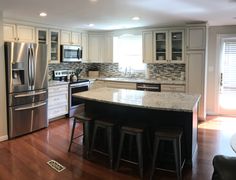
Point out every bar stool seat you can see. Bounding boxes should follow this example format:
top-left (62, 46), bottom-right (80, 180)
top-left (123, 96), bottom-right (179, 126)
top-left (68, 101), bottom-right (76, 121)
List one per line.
top-left (68, 104), bottom-right (95, 159)
top-left (150, 128), bottom-right (184, 180)
top-left (90, 118), bottom-right (115, 169)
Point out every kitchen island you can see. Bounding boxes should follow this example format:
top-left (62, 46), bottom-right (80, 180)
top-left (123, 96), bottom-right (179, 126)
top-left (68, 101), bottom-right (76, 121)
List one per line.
top-left (73, 87), bottom-right (200, 165)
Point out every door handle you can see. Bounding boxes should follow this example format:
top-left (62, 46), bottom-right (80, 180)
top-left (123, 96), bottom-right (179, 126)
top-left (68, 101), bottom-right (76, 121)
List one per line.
top-left (220, 73), bottom-right (223, 86)
top-left (28, 47), bottom-right (32, 86)
top-left (14, 90), bottom-right (47, 98)
top-left (15, 102), bottom-right (46, 111)
top-left (30, 47), bottom-right (35, 86)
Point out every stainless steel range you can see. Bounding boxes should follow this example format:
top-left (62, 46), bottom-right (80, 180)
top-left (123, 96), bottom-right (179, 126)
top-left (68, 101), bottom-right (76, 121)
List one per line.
top-left (53, 70), bottom-right (89, 117)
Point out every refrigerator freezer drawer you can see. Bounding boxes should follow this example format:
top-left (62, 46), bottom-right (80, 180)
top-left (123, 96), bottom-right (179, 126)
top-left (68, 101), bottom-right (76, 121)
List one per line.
top-left (8, 101), bottom-right (48, 138)
top-left (9, 89), bottom-right (48, 106)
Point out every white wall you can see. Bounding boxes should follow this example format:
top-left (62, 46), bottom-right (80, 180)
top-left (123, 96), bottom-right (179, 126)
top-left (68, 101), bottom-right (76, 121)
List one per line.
top-left (207, 25), bottom-right (236, 114)
top-left (0, 11), bottom-right (8, 141)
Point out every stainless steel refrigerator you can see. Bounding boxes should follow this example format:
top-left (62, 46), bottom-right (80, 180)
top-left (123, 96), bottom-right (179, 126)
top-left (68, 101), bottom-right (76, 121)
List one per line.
top-left (4, 42), bottom-right (48, 139)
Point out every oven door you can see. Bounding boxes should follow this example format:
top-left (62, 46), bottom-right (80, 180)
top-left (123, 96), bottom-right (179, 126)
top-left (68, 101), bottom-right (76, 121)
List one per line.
top-left (69, 83), bottom-right (89, 117)
top-left (61, 45), bottom-right (82, 62)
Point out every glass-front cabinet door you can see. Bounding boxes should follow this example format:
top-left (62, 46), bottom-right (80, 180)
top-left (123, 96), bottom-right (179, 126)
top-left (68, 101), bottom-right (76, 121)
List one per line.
top-left (49, 30), bottom-right (60, 63)
top-left (170, 30), bottom-right (184, 63)
top-left (36, 28), bottom-right (48, 45)
top-left (154, 31), bottom-right (168, 63)
top-left (154, 29), bottom-right (184, 63)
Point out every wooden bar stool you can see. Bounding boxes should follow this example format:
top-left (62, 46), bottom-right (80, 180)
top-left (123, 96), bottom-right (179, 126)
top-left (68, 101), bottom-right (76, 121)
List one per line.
top-left (90, 119), bottom-right (115, 169)
top-left (68, 104), bottom-right (94, 159)
top-left (150, 128), bottom-right (185, 180)
top-left (116, 126), bottom-right (146, 179)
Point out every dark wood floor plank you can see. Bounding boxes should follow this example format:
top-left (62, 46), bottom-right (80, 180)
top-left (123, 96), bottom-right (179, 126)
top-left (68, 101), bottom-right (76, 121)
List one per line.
top-left (0, 116), bottom-right (236, 180)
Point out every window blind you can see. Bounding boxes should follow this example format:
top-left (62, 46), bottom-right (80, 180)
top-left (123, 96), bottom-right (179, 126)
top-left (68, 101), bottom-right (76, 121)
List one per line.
top-left (222, 40), bottom-right (236, 93)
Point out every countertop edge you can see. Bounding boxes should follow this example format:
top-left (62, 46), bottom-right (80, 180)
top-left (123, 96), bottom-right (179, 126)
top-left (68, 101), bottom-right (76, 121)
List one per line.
top-left (93, 77), bottom-right (186, 85)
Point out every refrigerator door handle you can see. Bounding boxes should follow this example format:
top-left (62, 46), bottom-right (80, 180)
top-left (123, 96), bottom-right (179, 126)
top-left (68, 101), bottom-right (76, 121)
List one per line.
top-left (15, 102), bottom-right (46, 111)
top-left (28, 47), bottom-right (32, 87)
top-left (30, 47), bottom-right (35, 87)
top-left (14, 90), bottom-right (47, 98)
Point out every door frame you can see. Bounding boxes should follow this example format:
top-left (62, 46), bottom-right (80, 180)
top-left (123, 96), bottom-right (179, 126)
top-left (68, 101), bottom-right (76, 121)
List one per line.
top-left (216, 34), bottom-right (236, 115)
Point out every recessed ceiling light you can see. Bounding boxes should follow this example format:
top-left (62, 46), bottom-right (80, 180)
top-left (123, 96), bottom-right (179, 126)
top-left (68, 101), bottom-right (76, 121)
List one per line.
top-left (90, 0), bottom-right (98, 2)
top-left (88, 23), bottom-right (95, 27)
top-left (132, 16), bottom-right (140, 21)
top-left (39, 12), bottom-right (47, 17)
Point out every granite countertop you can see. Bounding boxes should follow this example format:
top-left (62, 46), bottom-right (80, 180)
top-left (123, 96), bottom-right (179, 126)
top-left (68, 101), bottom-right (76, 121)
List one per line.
top-left (95, 77), bottom-right (186, 85)
top-left (48, 80), bottom-right (69, 87)
top-left (73, 87), bottom-right (200, 112)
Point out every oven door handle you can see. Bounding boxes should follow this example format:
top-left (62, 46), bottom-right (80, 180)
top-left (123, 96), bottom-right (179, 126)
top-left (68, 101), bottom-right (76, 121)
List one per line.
top-left (70, 82), bottom-right (89, 87)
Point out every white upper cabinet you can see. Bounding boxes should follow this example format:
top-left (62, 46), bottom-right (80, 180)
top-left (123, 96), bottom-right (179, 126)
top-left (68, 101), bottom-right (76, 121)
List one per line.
top-left (186, 26), bottom-right (206, 50)
top-left (4, 24), bottom-right (35, 43)
top-left (104, 33), bottom-right (113, 63)
top-left (88, 32), bottom-right (113, 63)
top-left (36, 28), bottom-right (48, 45)
top-left (142, 31), bottom-right (153, 63)
top-left (49, 29), bottom-right (60, 64)
top-left (81, 32), bottom-right (89, 62)
top-left (154, 29), bottom-right (184, 63)
top-left (88, 33), bottom-right (105, 63)
top-left (61, 30), bottom-right (81, 45)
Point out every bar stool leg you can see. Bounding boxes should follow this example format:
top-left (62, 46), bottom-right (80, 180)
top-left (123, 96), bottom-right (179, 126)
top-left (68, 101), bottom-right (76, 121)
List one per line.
top-left (173, 138), bottom-right (182, 180)
top-left (68, 118), bottom-right (77, 152)
top-left (116, 131), bottom-right (125, 170)
top-left (150, 136), bottom-right (160, 180)
top-left (107, 126), bottom-right (113, 169)
top-left (90, 124), bottom-right (98, 154)
top-left (84, 121), bottom-right (91, 159)
top-left (128, 135), bottom-right (134, 159)
top-left (136, 133), bottom-right (143, 179)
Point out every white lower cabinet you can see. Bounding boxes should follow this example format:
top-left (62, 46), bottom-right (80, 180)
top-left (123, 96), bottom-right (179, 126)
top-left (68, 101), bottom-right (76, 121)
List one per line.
top-left (48, 84), bottom-right (68, 120)
top-left (186, 51), bottom-right (206, 120)
top-left (161, 84), bottom-right (185, 93)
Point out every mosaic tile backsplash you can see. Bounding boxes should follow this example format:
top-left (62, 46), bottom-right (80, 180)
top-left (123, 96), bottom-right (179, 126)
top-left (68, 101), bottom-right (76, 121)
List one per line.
top-left (48, 62), bottom-right (185, 81)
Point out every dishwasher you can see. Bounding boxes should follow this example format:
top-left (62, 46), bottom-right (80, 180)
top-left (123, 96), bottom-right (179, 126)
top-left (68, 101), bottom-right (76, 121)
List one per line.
top-left (136, 83), bottom-right (161, 92)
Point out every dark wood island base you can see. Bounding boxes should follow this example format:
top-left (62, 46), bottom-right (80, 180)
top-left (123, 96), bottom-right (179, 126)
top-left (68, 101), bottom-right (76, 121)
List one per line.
top-left (80, 98), bottom-right (198, 166)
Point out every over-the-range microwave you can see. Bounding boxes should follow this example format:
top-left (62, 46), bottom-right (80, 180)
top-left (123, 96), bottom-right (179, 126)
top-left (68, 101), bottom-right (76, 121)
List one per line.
top-left (60, 45), bottom-right (82, 62)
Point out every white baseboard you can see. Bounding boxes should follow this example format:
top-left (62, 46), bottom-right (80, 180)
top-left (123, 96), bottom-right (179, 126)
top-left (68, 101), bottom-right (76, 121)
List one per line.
top-left (0, 135), bottom-right (8, 142)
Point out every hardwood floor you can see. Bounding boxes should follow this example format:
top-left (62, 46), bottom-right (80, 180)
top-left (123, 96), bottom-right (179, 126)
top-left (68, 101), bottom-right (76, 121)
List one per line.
top-left (0, 116), bottom-right (235, 180)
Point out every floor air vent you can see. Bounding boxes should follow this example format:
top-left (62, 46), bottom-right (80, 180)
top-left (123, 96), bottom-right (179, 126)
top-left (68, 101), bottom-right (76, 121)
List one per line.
top-left (47, 160), bottom-right (66, 172)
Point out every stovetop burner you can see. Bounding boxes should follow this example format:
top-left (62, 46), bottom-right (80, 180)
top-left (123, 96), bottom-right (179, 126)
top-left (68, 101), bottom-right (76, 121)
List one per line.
top-left (53, 70), bottom-right (89, 84)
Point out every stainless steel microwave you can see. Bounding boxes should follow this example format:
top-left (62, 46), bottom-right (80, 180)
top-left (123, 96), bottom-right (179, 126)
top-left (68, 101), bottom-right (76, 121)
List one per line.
top-left (60, 45), bottom-right (82, 62)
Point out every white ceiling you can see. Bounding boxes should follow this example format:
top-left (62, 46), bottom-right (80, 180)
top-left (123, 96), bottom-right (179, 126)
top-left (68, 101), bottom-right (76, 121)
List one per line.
top-left (1, 0), bottom-right (236, 30)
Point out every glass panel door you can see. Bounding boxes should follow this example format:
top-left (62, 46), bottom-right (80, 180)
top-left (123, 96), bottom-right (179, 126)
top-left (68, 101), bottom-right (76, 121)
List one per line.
top-left (155, 32), bottom-right (168, 62)
top-left (49, 30), bottom-right (60, 63)
top-left (171, 31), bottom-right (183, 62)
top-left (37, 29), bottom-right (47, 45)
top-left (218, 38), bottom-right (236, 115)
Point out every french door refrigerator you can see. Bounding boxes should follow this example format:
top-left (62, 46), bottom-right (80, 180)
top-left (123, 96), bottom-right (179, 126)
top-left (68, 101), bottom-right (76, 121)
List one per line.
top-left (4, 42), bottom-right (48, 139)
